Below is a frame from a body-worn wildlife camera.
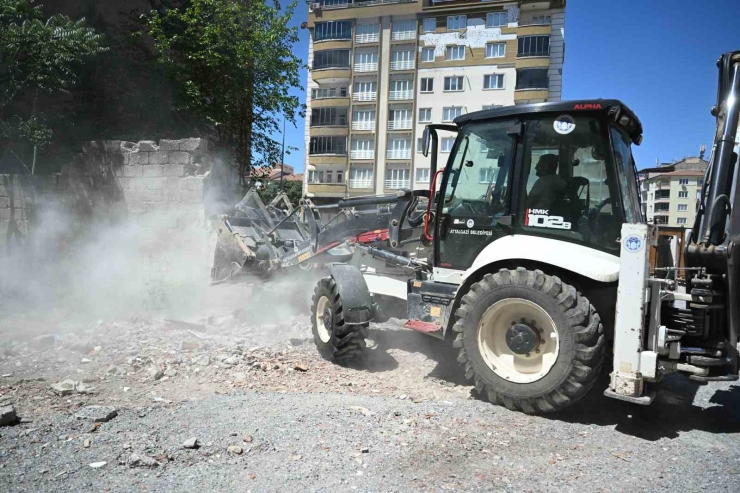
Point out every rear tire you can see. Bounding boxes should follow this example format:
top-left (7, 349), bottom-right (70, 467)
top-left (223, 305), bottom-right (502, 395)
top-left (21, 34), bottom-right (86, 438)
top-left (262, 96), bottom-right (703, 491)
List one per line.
top-left (452, 267), bottom-right (604, 414)
top-left (311, 276), bottom-right (368, 363)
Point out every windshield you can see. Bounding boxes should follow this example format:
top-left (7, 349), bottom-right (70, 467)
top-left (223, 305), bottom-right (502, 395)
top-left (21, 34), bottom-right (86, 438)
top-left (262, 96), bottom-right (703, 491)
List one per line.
top-left (610, 126), bottom-right (642, 223)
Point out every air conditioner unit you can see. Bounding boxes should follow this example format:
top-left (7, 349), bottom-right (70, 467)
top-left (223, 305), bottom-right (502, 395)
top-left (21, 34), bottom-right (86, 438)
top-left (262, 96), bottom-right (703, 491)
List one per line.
top-left (311, 3), bottom-right (321, 11)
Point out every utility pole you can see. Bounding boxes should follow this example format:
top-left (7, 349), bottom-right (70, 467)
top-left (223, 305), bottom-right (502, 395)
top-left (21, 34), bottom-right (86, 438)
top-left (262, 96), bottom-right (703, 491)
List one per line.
top-left (280, 116), bottom-right (286, 191)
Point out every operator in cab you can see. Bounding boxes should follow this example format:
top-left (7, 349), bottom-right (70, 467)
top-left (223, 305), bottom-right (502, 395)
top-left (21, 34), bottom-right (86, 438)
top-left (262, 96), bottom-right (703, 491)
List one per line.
top-left (527, 154), bottom-right (566, 210)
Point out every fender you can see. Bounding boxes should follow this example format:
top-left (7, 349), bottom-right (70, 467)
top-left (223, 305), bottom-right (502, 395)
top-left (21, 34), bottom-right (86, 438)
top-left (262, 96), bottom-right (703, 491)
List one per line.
top-left (433, 235), bottom-right (621, 285)
top-left (466, 235), bottom-right (620, 283)
top-left (324, 263), bottom-right (373, 324)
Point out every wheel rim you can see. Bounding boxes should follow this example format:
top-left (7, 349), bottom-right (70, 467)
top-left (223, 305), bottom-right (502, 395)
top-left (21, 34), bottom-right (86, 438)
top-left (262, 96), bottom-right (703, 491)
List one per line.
top-left (315, 295), bottom-right (332, 343)
top-left (477, 298), bottom-right (560, 384)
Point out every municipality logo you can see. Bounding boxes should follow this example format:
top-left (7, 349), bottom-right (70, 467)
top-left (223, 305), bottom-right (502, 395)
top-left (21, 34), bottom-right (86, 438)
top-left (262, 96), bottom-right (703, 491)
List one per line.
top-left (466, 219), bottom-right (474, 229)
top-left (624, 235), bottom-right (643, 252)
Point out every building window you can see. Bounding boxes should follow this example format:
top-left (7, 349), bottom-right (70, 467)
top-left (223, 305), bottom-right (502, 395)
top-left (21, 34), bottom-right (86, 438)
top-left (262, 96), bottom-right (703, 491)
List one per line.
top-left (392, 20), bottom-right (416, 41)
top-left (314, 21), bottom-right (352, 41)
top-left (447, 15), bottom-right (466, 30)
top-left (390, 79), bottom-right (413, 100)
top-left (418, 108), bottom-right (432, 123)
top-left (516, 68), bottom-right (548, 90)
top-left (484, 74), bottom-right (505, 90)
top-left (336, 171), bottom-right (344, 183)
top-left (656, 190), bottom-right (670, 199)
top-left (677, 204), bottom-right (688, 212)
top-left (390, 49), bottom-right (414, 70)
top-left (355, 23), bottom-right (379, 43)
top-left (446, 46), bottom-right (465, 61)
top-left (350, 138), bottom-right (374, 160)
top-left (353, 81), bottom-right (377, 101)
top-left (518, 36), bottom-right (550, 57)
top-left (486, 12), bottom-right (507, 28)
top-left (486, 42), bottom-right (506, 58)
top-left (678, 178), bottom-right (689, 185)
top-left (420, 77), bottom-right (434, 93)
top-left (677, 217), bottom-right (688, 225)
top-left (678, 190), bottom-right (688, 198)
top-left (352, 109), bottom-right (376, 131)
top-left (697, 179), bottom-right (703, 187)
top-left (349, 167), bottom-right (373, 188)
top-left (422, 18), bottom-right (436, 33)
top-left (385, 168), bottom-right (410, 189)
top-left (325, 171), bottom-right (333, 183)
top-left (697, 190), bottom-right (702, 200)
top-left (311, 87), bottom-right (347, 99)
top-left (416, 138), bottom-right (425, 153)
top-left (444, 76), bottom-right (464, 91)
top-left (530, 15), bottom-right (551, 25)
top-left (313, 49), bottom-right (351, 70)
top-left (416, 167), bottom-right (430, 183)
top-left (387, 138), bottom-right (412, 159)
top-left (388, 108), bottom-right (412, 129)
top-left (309, 136), bottom-right (346, 155)
top-left (354, 51), bottom-right (378, 72)
top-left (479, 167), bottom-right (496, 183)
top-left (442, 107), bottom-right (462, 122)
top-left (310, 107), bottom-right (348, 127)
top-left (421, 47), bottom-right (435, 62)
top-left (655, 203), bottom-right (670, 212)
top-left (441, 137), bottom-right (455, 152)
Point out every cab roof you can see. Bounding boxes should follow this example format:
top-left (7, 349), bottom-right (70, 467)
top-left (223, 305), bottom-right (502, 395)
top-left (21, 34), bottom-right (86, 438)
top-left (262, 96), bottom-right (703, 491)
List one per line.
top-left (454, 99), bottom-right (643, 144)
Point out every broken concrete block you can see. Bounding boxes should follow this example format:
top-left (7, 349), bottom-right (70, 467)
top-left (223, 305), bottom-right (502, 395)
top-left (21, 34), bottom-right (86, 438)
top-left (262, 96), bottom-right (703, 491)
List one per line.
top-left (182, 437), bottom-right (199, 449)
top-left (137, 141), bottom-right (159, 152)
top-left (50, 379), bottom-right (78, 396)
top-left (180, 138), bottom-right (207, 152)
top-left (128, 453), bottom-right (159, 468)
top-left (0, 405), bottom-right (18, 426)
top-left (147, 367), bottom-right (164, 381)
top-left (74, 405), bottom-right (118, 423)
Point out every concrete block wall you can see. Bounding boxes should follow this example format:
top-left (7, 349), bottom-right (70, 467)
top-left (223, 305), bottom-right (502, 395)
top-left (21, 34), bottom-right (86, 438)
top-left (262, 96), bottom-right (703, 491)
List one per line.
top-left (1, 138), bottom-right (212, 253)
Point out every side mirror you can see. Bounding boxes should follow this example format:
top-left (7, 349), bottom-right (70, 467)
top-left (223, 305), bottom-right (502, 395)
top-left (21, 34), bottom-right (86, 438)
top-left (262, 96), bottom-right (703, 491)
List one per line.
top-left (422, 126), bottom-right (431, 157)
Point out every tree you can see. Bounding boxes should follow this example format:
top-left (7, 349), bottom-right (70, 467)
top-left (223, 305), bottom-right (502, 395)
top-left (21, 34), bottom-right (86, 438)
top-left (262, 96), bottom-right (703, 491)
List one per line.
top-left (0, 0), bottom-right (106, 172)
top-left (146, 0), bottom-right (304, 185)
top-left (257, 179), bottom-right (302, 207)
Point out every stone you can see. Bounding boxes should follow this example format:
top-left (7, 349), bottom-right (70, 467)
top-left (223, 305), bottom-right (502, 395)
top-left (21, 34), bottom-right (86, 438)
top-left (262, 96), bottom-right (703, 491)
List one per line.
top-left (148, 367), bottom-right (164, 381)
top-left (107, 365), bottom-right (127, 376)
top-left (294, 364), bottom-right (309, 372)
top-left (223, 356), bottom-right (240, 366)
top-left (181, 341), bottom-right (200, 351)
top-left (30, 334), bottom-right (55, 349)
top-left (0, 405), bottom-right (18, 426)
top-left (180, 138), bottom-right (206, 152)
top-left (159, 139), bottom-right (180, 151)
top-left (243, 435), bottom-right (253, 443)
top-left (164, 368), bottom-right (178, 377)
top-left (137, 141), bottom-right (158, 152)
top-left (50, 379), bottom-right (78, 396)
top-left (227, 445), bottom-right (243, 455)
top-left (289, 338), bottom-right (305, 347)
top-left (194, 355), bottom-right (211, 367)
top-left (169, 151), bottom-right (191, 165)
top-left (232, 372), bottom-right (247, 383)
top-left (89, 461), bottom-right (107, 469)
top-left (128, 453), bottom-right (159, 468)
top-left (83, 439), bottom-right (90, 448)
top-left (74, 406), bottom-right (118, 423)
top-left (182, 437), bottom-right (199, 449)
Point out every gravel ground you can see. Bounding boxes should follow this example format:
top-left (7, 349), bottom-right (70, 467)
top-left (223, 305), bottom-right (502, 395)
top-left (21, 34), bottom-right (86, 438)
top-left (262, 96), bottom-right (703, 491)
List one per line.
top-left (2, 281), bottom-right (740, 492)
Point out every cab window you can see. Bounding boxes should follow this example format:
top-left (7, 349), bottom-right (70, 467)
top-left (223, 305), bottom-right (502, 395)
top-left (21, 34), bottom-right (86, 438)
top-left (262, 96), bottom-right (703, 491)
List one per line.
top-left (518, 115), bottom-right (622, 255)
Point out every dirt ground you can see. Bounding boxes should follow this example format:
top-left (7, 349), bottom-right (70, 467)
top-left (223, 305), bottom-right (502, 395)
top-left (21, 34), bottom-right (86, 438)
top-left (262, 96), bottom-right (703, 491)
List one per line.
top-left (1, 280), bottom-right (740, 492)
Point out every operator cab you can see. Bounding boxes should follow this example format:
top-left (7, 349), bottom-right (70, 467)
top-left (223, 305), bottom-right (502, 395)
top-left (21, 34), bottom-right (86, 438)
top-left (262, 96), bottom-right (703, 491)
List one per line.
top-left (424, 100), bottom-right (643, 271)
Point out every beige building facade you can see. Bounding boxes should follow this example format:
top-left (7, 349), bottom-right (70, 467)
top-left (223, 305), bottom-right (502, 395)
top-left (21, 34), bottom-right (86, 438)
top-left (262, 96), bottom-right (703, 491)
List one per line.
top-left (639, 157), bottom-right (707, 228)
top-left (303, 0), bottom-right (566, 202)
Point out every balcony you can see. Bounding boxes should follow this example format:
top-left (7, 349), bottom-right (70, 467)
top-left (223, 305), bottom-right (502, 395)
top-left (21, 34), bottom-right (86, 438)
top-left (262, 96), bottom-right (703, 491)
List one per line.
top-left (385, 178), bottom-right (411, 189)
top-left (389, 90), bottom-right (413, 100)
top-left (310, 0), bottom-right (416, 11)
top-left (351, 120), bottom-right (375, 131)
top-left (350, 149), bottom-right (374, 160)
top-left (349, 178), bottom-right (374, 189)
top-left (390, 59), bottom-right (414, 71)
top-left (354, 62), bottom-right (378, 72)
top-left (387, 120), bottom-right (412, 130)
top-left (353, 91), bottom-right (377, 102)
top-left (356, 32), bottom-right (379, 43)
top-left (392, 30), bottom-right (415, 41)
top-left (387, 149), bottom-right (411, 159)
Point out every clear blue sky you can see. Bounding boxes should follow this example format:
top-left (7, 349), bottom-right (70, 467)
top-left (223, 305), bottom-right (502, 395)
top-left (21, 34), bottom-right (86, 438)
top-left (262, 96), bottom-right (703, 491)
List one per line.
top-left (277, 0), bottom-right (740, 173)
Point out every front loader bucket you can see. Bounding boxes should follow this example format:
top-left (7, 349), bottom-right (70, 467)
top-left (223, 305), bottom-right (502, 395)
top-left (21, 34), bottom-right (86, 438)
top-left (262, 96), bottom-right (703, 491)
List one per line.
top-left (210, 215), bottom-right (258, 283)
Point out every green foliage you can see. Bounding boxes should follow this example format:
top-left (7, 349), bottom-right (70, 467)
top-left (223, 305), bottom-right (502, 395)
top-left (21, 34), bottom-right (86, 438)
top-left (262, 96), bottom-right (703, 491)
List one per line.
top-left (0, 0), bottom-right (106, 151)
top-left (146, 0), bottom-right (304, 184)
top-left (257, 179), bottom-right (303, 207)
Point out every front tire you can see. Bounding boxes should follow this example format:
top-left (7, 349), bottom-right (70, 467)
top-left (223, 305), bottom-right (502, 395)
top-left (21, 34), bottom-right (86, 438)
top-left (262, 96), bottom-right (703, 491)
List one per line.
top-left (311, 276), bottom-right (368, 363)
top-left (452, 267), bottom-right (604, 414)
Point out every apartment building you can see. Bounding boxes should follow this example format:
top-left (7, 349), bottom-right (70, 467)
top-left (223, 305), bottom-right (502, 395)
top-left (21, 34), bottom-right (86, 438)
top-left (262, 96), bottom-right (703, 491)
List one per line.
top-left (639, 157), bottom-right (708, 228)
top-left (303, 0), bottom-right (566, 203)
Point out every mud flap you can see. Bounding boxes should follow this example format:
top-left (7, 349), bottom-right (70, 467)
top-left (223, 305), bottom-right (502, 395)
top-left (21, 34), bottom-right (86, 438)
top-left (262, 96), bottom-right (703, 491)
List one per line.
top-left (324, 263), bottom-right (373, 325)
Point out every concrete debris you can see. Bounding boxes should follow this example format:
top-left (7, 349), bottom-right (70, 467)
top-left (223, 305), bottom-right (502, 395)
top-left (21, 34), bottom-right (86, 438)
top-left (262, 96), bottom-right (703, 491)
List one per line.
top-left (194, 355), bottom-right (211, 367)
top-left (294, 364), bottom-right (309, 372)
top-left (107, 365), bottom-right (127, 376)
top-left (74, 406), bottom-right (118, 423)
top-left (182, 437), bottom-right (199, 449)
top-left (83, 439), bottom-right (91, 448)
top-left (30, 334), bottom-right (56, 349)
top-left (88, 462), bottom-right (107, 469)
top-left (128, 453), bottom-right (159, 468)
top-left (0, 404), bottom-right (18, 426)
top-left (49, 379), bottom-right (80, 396)
top-left (181, 341), bottom-right (200, 351)
top-left (148, 367), bottom-right (164, 381)
top-left (227, 445), bottom-right (243, 455)
top-left (164, 367), bottom-right (178, 377)
top-left (243, 435), bottom-right (253, 443)
top-left (350, 406), bottom-right (374, 417)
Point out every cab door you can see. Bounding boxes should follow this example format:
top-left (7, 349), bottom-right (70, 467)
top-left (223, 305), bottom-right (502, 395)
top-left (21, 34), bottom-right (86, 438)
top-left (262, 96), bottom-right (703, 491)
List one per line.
top-left (435, 119), bottom-right (516, 271)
